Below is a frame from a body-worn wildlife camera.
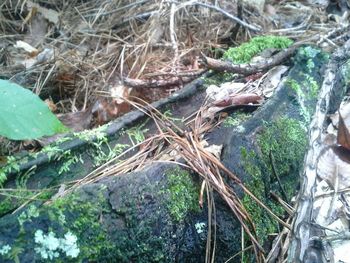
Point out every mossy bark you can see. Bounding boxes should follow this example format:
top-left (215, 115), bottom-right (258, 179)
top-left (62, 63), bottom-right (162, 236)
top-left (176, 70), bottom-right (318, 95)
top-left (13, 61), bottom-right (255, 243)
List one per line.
top-left (222, 46), bottom-right (329, 259)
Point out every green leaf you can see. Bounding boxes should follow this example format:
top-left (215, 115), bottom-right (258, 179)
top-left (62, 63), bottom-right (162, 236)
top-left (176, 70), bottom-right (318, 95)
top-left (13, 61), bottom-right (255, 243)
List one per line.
top-left (0, 80), bottom-right (68, 140)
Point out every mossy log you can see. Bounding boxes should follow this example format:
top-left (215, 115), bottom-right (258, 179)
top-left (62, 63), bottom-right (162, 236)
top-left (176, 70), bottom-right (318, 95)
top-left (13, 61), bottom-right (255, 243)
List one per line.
top-left (0, 46), bottom-right (330, 262)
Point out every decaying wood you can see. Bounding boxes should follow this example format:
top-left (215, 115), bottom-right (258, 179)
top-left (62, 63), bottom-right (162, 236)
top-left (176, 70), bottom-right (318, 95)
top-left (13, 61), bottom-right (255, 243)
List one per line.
top-left (288, 40), bottom-right (350, 263)
top-left (202, 43), bottom-right (304, 76)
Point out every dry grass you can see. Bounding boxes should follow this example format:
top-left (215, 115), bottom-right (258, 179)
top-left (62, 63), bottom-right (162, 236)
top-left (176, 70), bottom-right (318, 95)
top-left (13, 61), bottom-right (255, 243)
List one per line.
top-left (0, 0), bottom-right (244, 113)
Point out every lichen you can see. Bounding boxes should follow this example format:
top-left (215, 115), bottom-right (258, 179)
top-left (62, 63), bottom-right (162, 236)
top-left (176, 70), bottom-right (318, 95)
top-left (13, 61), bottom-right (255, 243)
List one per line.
top-left (163, 167), bottom-right (200, 222)
top-left (223, 36), bottom-right (293, 64)
top-left (34, 230), bottom-right (80, 260)
top-left (296, 46), bottom-right (329, 73)
top-left (0, 245), bottom-right (11, 256)
top-left (49, 192), bottom-right (114, 261)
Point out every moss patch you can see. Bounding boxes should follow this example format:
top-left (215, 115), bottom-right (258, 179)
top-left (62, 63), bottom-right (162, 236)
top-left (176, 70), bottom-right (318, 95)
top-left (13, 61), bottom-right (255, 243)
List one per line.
top-left (112, 195), bottom-right (166, 262)
top-left (257, 117), bottom-right (307, 178)
top-left (223, 111), bottom-right (250, 128)
top-left (203, 72), bottom-right (236, 87)
top-left (223, 36), bottom-right (293, 64)
top-left (241, 117), bottom-right (307, 246)
top-left (163, 167), bottom-right (200, 222)
top-left (241, 148), bottom-right (283, 245)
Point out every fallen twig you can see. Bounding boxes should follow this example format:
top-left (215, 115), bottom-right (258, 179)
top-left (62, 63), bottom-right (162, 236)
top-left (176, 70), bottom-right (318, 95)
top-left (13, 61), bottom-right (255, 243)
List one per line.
top-left (124, 69), bottom-right (207, 88)
top-left (201, 43), bottom-right (304, 75)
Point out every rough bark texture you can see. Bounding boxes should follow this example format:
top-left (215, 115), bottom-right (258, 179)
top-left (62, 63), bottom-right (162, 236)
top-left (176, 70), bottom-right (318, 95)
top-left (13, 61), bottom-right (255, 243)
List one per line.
top-left (288, 41), bottom-right (350, 263)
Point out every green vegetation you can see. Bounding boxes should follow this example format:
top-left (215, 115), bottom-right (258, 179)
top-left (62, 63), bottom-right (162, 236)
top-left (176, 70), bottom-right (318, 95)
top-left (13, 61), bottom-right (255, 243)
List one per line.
top-left (285, 74), bottom-right (319, 123)
top-left (241, 117), bottom-right (307, 247)
top-left (241, 148), bottom-right (282, 245)
top-left (223, 111), bottom-right (250, 128)
top-left (296, 46), bottom-right (329, 73)
top-left (0, 80), bottom-right (68, 140)
top-left (223, 36), bottom-right (293, 64)
top-left (126, 122), bottom-right (149, 146)
top-left (257, 117), bottom-right (307, 180)
top-left (0, 156), bottom-right (20, 186)
top-left (163, 167), bottom-right (199, 222)
top-left (49, 191), bottom-right (114, 261)
top-left (203, 72), bottom-right (237, 87)
top-left (285, 46), bottom-right (327, 123)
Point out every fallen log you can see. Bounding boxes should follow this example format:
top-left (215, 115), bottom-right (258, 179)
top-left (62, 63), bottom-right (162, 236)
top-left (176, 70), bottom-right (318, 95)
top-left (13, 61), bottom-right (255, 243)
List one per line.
top-left (288, 40), bottom-right (350, 263)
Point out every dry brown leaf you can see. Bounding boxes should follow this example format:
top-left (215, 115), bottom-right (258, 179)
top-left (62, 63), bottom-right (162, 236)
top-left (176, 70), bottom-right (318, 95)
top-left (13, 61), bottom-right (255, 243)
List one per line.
top-left (27, 1), bottom-right (59, 25)
top-left (317, 146), bottom-right (350, 189)
top-left (337, 112), bottom-right (350, 151)
top-left (213, 93), bottom-right (263, 107)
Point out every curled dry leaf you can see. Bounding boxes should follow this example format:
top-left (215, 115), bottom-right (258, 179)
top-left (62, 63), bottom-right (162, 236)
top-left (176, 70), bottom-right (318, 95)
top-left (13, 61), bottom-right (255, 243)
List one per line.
top-left (206, 82), bottom-right (246, 101)
top-left (261, 65), bottom-right (289, 98)
top-left (26, 0), bottom-right (59, 25)
top-left (204, 144), bottom-right (223, 159)
top-left (317, 146), bottom-right (350, 189)
top-left (317, 113), bottom-right (350, 189)
top-left (337, 112), bottom-right (350, 150)
top-left (213, 93), bottom-right (263, 107)
top-left (58, 109), bottom-right (93, 132)
top-left (327, 100), bottom-right (350, 135)
top-left (93, 98), bottom-right (130, 125)
top-left (37, 107), bottom-right (93, 146)
top-left (13, 41), bottom-right (38, 56)
top-left (44, 99), bottom-right (57, 112)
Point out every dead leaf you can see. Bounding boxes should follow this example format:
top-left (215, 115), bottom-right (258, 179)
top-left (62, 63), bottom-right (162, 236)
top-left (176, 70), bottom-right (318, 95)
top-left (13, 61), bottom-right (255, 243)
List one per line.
top-left (26, 1), bottom-right (60, 25)
top-left (44, 99), bottom-right (57, 112)
top-left (317, 146), bottom-right (350, 189)
top-left (13, 41), bottom-right (38, 56)
top-left (213, 93), bottom-right (263, 107)
top-left (261, 65), bottom-right (289, 98)
top-left (204, 144), bottom-right (223, 159)
top-left (206, 82), bottom-right (245, 101)
top-left (92, 98), bottom-right (130, 125)
top-left (337, 112), bottom-right (350, 150)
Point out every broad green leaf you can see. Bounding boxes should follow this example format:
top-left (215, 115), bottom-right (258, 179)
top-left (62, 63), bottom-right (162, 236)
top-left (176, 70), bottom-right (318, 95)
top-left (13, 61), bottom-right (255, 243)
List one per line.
top-left (0, 80), bottom-right (68, 140)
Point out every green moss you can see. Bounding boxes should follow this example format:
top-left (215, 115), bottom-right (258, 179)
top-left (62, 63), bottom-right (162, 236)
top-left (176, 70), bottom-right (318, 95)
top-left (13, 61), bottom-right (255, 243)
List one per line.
top-left (0, 189), bottom-right (53, 217)
top-left (286, 72), bottom-right (320, 124)
top-left (240, 148), bottom-right (281, 245)
top-left (287, 74), bottom-right (319, 100)
top-left (223, 36), bottom-right (293, 64)
top-left (257, 117), bottom-right (307, 178)
top-left (202, 72), bottom-right (237, 87)
top-left (163, 167), bottom-right (199, 222)
top-left (223, 111), bottom-right (250, 128)
top-left (286, 79), bottom-right (303, 97)
top-left (0, 156), bottom-right (21, 186)
top-left (0, 198), bottom-right (13, 216)
top-left (241, 117), bottom-right (307, 246)
top-left (111, 190), bottom-right (167, 262)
